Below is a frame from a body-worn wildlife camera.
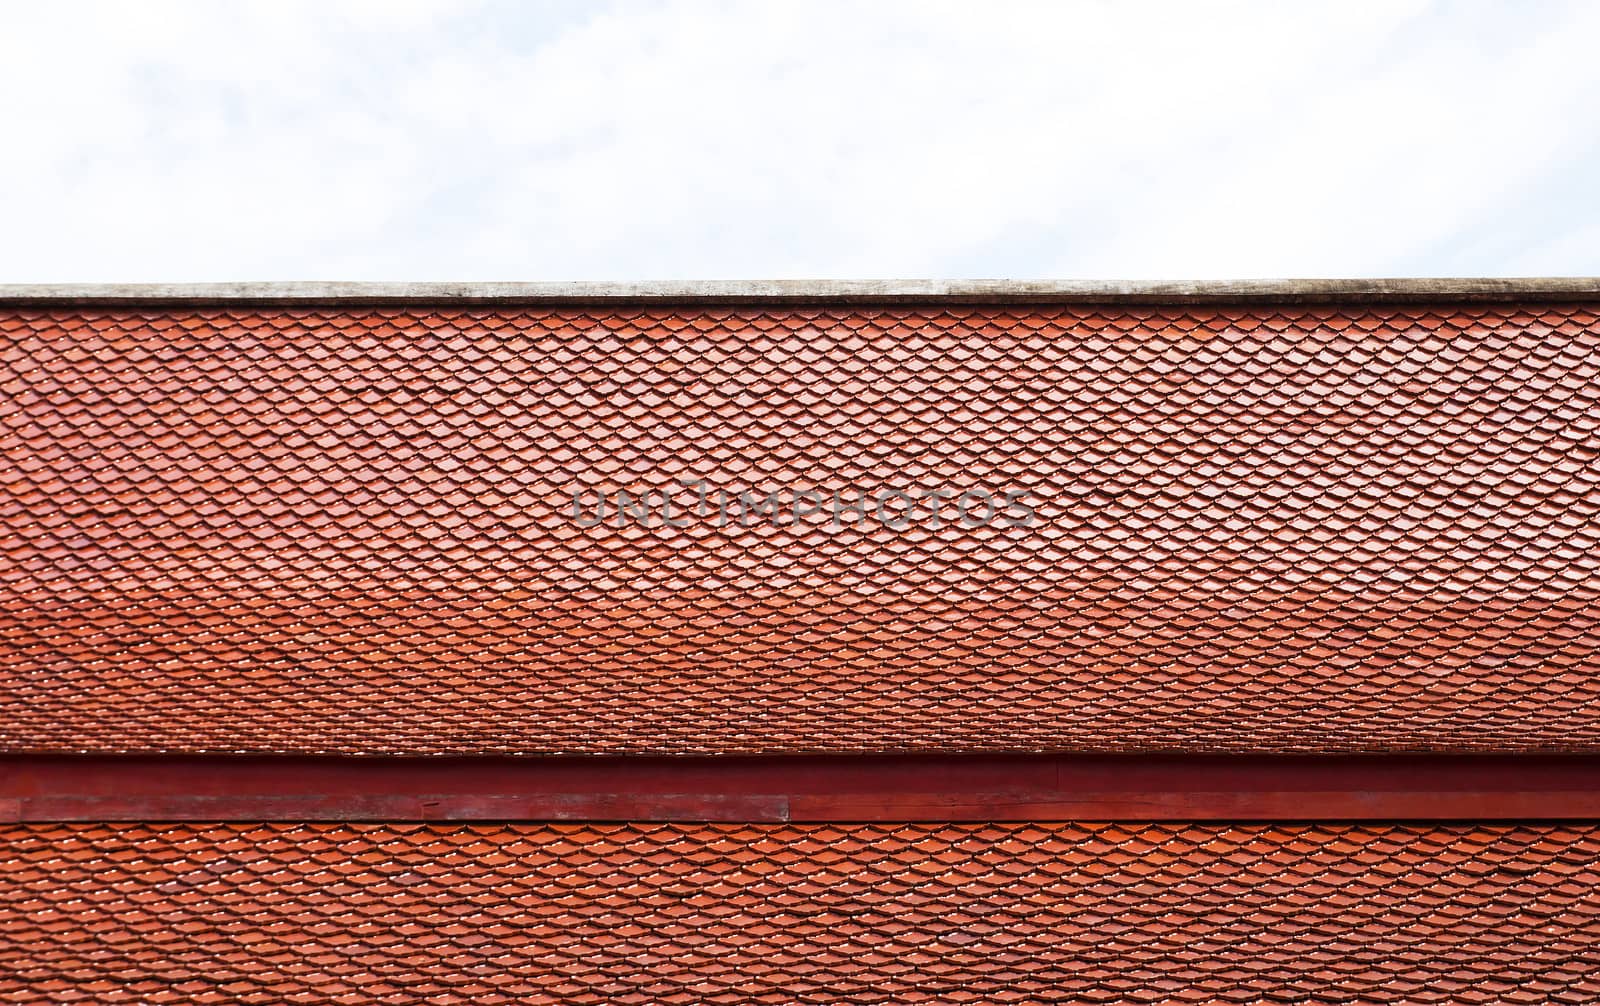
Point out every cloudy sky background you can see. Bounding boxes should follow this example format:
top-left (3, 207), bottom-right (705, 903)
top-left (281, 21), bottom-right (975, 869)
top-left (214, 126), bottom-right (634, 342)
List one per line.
top-left (4, 0), bottom-right (1598, 282)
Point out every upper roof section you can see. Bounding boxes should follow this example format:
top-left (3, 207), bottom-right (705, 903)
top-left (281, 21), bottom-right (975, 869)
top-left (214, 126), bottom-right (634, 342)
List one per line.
top-left (3, 282), bottom-right (1599, 755)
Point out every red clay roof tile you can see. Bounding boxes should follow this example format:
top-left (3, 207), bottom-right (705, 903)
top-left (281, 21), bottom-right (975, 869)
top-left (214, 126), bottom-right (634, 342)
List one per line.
top-left (2, 821), bottom-right (1600, 1003)
top-left (3, 302), bottom-right (1600, 754)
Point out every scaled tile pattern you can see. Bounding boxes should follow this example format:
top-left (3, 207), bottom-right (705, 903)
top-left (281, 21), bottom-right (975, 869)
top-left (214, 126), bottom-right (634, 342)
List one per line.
top-left (3, 302), bottom-right (1600, 754)
top-left (3, 821), bottom-right (1600, 1004)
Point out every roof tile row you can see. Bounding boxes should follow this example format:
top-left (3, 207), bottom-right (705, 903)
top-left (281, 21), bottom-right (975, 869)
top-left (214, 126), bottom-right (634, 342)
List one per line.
top-left (4, 821), bottom-right (1599, 1003)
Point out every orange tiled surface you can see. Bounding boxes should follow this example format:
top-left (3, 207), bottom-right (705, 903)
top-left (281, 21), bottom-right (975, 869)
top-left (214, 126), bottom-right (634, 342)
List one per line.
top-left (4, 303), bottom-right (1600, 754)
top-left (3, 821), bottom-right (1600, 1004)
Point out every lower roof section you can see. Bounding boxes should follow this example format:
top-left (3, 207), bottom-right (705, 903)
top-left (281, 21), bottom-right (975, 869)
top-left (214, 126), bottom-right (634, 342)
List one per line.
top-left (4, 820), bottom-right (1599, 1004)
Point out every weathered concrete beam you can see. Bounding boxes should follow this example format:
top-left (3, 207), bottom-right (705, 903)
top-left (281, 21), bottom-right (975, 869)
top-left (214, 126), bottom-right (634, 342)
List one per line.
top-left (0, 277), bottom-right (1597, 306)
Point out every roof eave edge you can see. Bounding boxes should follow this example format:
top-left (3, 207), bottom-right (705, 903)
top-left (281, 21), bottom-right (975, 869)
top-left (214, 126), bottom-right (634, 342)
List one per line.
top-left (1, 278), bottom-right (1598, 306)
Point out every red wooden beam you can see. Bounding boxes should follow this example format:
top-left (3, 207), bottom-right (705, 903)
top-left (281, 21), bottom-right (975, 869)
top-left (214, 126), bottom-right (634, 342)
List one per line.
top-left (2, 754), bottom-right (1598, 823)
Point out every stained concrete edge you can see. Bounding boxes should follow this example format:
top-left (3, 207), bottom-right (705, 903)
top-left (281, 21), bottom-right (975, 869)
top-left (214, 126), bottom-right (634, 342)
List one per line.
top-left (1, 278), bottom-right (1598, 306)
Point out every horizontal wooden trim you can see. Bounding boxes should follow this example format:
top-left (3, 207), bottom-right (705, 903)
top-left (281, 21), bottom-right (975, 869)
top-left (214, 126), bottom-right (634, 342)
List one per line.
top-left (2, 754), bottom-right (1598, 822)
top-left (1, 278), bottom-right (1598, 306)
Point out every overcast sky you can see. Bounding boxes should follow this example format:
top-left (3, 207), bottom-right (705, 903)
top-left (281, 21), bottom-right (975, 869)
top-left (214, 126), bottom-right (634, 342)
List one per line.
top-left (4, 1), bottom-right (1598, 282)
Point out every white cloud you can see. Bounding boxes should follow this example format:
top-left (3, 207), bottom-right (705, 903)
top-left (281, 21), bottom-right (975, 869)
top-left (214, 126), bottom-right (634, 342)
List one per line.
top-left (0, 0), bottom-right (1596, 280)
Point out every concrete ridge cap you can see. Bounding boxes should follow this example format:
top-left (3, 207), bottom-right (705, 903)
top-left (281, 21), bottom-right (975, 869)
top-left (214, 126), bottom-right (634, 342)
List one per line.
top-left (1, 278), bottom-right (1598, 306)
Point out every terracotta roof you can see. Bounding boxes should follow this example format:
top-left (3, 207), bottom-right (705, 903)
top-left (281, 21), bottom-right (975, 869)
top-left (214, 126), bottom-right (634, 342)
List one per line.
top-left (4, 300), bottom-right (1600, 754)
top-left (2, 820), bottom-right (1597, 1003)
